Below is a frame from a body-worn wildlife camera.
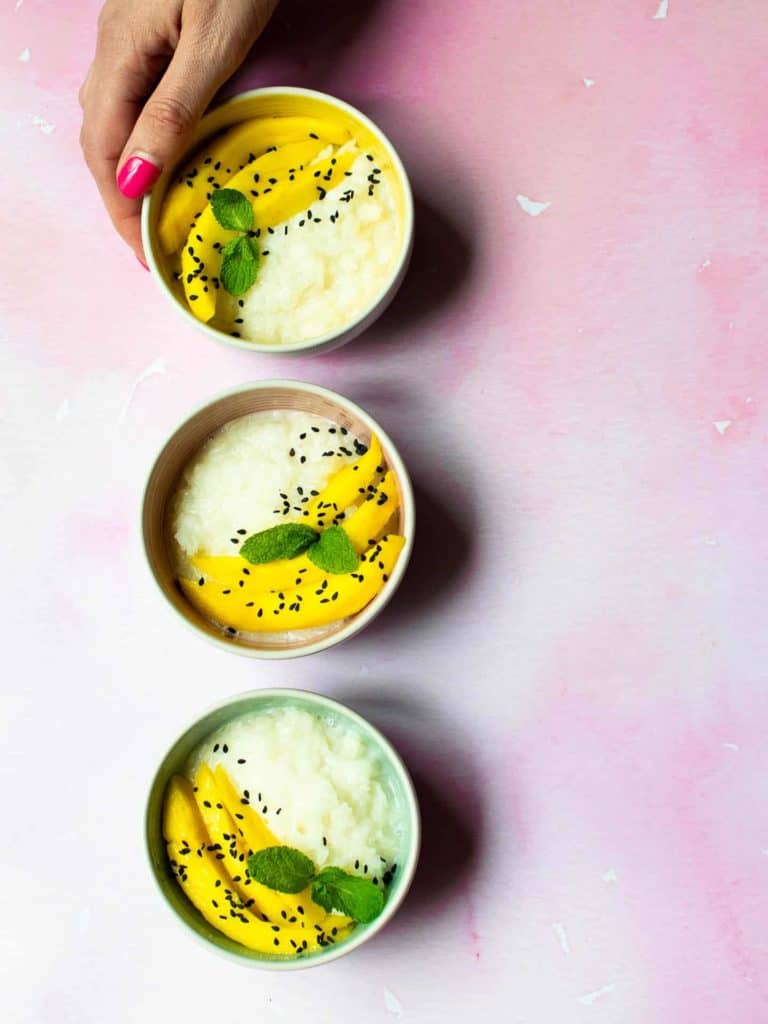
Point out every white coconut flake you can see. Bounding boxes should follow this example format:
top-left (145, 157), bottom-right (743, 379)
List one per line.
top-left (653, 0), bottom-right (669, 19)
top-left (552, 921), bottom-right (571, 954)
top-left (713, 419), bottom-right (732, 435)
top-left (583, 77), bottom-right (596, 88)
top-left (32, 115), bottom-right (55, 135)
top-left (55, 398), bottom-right (70, 422)
top-left (384, 988), bottom-right (403, 1017)
top-left (118, 357), bottom-right (166, 423)
top-left (723, 742), bottom-right (739, 751)
top-left (18, 47), bottom-right (30, 62)
top-left (516, 194), bottom-right (551, 217)
top-left (578, 983), bottom-right (616, 1006)
top-left (602, 867), bottom-right (618, 883)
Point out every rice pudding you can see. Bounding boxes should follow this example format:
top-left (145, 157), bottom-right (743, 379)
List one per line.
top-left (157, 113), bottom-right (403, 345)
top-left (163, 705), bottom-right (402, 957)
top-left (170, 410), bottom-right (404, 638)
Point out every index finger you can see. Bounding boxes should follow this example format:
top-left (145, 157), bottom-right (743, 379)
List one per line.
top-left (80, 71), bottom-right (145, 257)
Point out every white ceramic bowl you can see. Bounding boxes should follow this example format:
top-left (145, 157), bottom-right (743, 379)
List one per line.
top-left (141, 380), bottom-right (415, 659)
top-left (145, 688), bottom-right (421, 969)
top-left (142, 86), bottom-right (413, 355)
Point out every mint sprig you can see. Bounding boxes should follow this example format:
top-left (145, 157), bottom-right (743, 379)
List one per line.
top-left (209, 187), bottom-right (259, 297)
top-left (307, 525), bottom-right (359, 574)
top-left (246, 846), bottom-right (315, 893)
top-left (239, 522), bottom-right (358, 574)
top-left (247, 846), bottom-right (386, 923)
top-left (239, 523), bottom-right (319, 564)
top-left (311, 867), bottom-right (385, 923)
top-left (220, 235), bottom-right (260, 296)
top-left (211, 188), bottom-right (254, 232)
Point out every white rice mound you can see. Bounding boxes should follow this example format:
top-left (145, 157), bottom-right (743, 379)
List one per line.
top-left (171, 410), bottom-right (361, 570)
top-left (214, 148), bottom-right (401, 345)
top-left (187, 707), bottom-right (402, 873)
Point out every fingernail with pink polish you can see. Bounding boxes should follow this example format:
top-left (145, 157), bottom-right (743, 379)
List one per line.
top-left (117, 154), bottom-right (160, 199)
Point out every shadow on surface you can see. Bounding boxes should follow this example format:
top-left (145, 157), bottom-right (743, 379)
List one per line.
top-left (226, 0), bottom-right (385, 91)
top-left (356, 190), bottom-right (476, 351)
top-left (358, 474), bottom-right (476, 644)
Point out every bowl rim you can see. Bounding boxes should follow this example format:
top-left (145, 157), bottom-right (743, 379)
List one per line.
top-left (140, 378), bottom-right (415, 659)
top-left (145, 687), bottom-right (422, 970)
top-left (141, 85), bottom-right (414, 355)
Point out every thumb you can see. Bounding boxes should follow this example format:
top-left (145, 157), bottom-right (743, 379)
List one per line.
top-left (115, 32), bottom-right (240, 200)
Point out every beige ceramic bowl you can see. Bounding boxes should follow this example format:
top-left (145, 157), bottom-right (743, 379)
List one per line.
top-left (142, 86), bottom-right (413, 355)
top-left (142, 381), bottom-right (414, 658)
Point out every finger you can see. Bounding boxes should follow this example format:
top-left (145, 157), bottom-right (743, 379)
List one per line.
top-left (80, 26), bottom-right (170, 258)
top-left (81, 85), bottom-right (147, 256)
top-left (115, 17), bottom-right (249, 201)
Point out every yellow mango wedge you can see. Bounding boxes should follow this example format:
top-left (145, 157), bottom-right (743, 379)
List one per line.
top-left (159, 116), bottom-right (352, 253)
top-left (164, 775), bottom-right (318, 954)
top-left (212, 765), bottom-right (341, 931)
top-left (302, 434), bottom-right (383, 529)
top-left (180, 533), bottom-right (405, 633)
top-left (340, 471), bottom-right (399, 551)
top-left (192, 764), bottom-right (302, 926)
top-left (190, 469), bottom-right (399, 595)
top-left (181, 146), bottom-right (358, 322)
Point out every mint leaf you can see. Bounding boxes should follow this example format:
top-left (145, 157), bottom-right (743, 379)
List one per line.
top-left (307, 526), bottom-right (359, 574)
top-left (210, 188), bottom-right (254, 232)
top-left (247, 846), bottom-right (316, 893)
top-left (311, 867), bottom-right (385, 923)
top-left (240, 523), bottom-right (319, 564)
top-left (220, 235), bottom-right (260, 296)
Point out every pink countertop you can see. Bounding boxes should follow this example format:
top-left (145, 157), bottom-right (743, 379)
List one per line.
top-left (3, 1), bottom-right (768, 1020)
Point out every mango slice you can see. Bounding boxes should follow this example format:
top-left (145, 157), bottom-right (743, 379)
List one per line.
top-left (302, 434), bottom-right (383, 530)
top-left (212, 765), bottom-right (338, 930)
top-left (192, 764), bottom-right (301, 926)
top-left (190, 468), bottom-right (399, 596)
top-left (164, 776), bottom-right (314, 954)
top-left (159, 116), bottom-right (352, 254)
top-left (181, 146), bottom-right (358, 322)
top-left (180, 533), bottom-right (405, 632)
top-left (341, 471), bottom-right (399, 552)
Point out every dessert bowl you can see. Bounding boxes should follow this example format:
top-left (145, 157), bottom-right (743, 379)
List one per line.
top-left (142, 86), bottom-right (413, 355)
top-left (142, 380), bottom-right (414, 659)
top-left (146, 688), bottom-right (421, 969)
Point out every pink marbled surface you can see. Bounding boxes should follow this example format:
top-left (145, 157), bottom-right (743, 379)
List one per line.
top-left (2, 1), bottom-right (768, 1021)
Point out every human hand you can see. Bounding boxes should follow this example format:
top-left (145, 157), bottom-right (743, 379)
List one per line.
top-left (79, 0), bottom-right (277, 262)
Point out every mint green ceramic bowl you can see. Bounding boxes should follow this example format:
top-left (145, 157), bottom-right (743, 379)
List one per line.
top-left (146, 689), bottom-right (420, 969)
